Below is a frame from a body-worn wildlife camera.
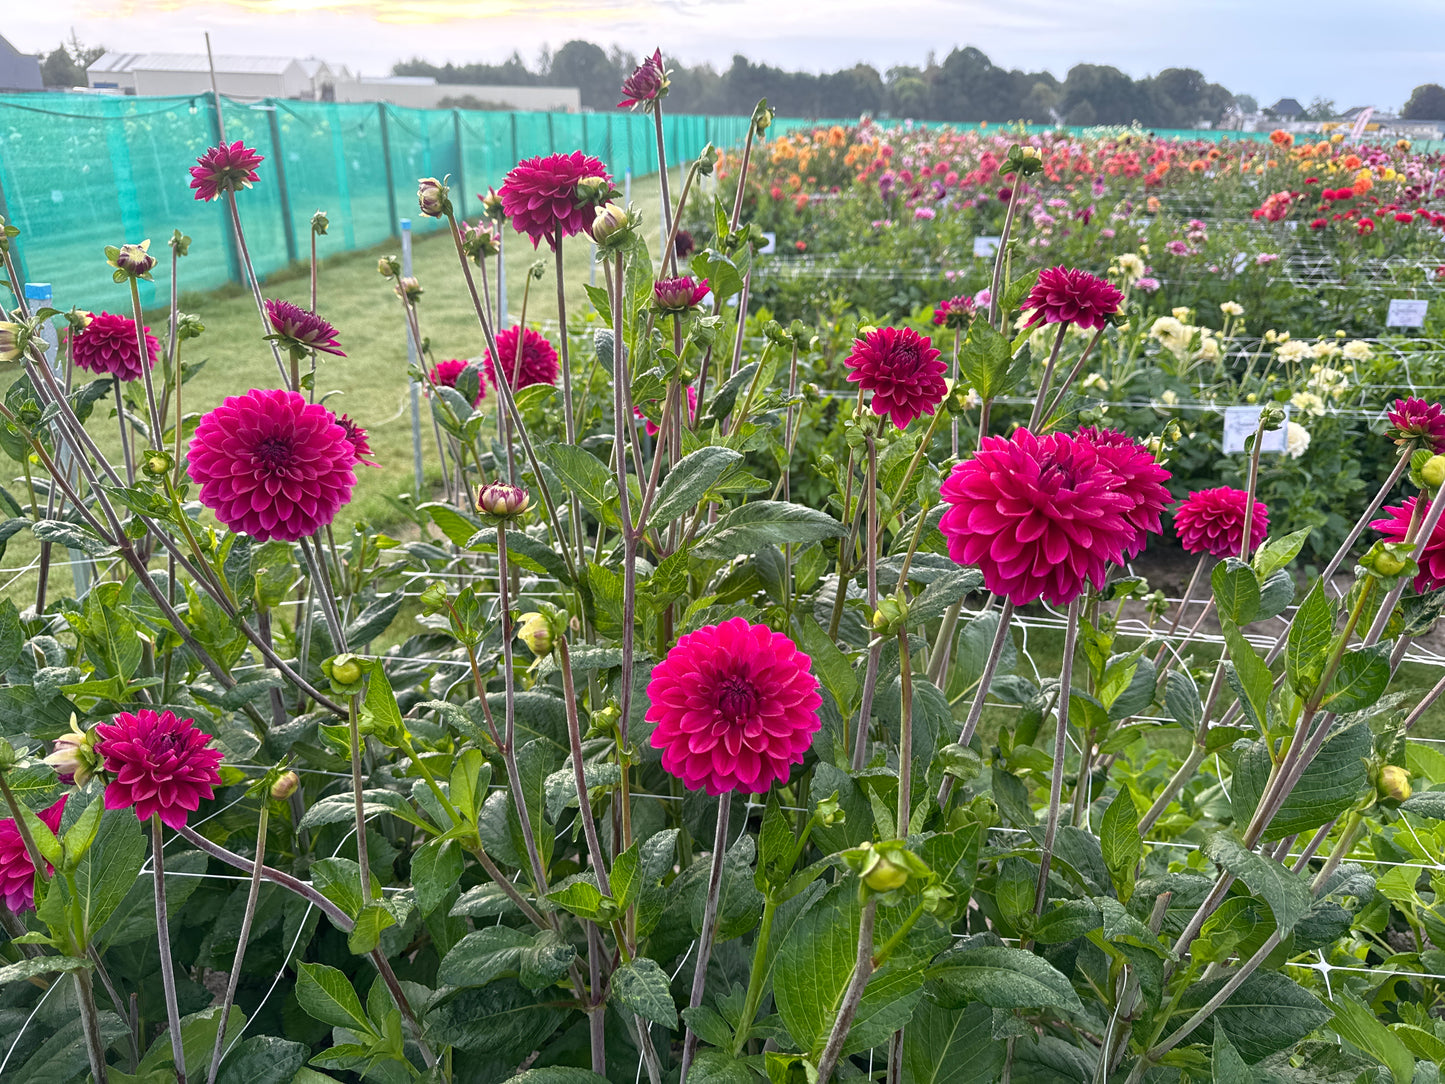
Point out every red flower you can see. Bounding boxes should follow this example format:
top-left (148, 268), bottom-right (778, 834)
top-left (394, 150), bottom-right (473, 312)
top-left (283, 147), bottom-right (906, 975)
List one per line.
top-left (336, 413), bottom-right (380, 467)
top-left (646, 617), bottom-right (821, 795)
top-left (1395, 212), bottom-right (1415, 224)
top-left (1310, 217), bottom-right (1327, 230)
top-left (618, 48), bottom-right (668, 109)
top-left (653, 276), bottom-right (710, 312)
top-left (933, 295), bottom-right (978, 329)
top-left (938, 428), bottom-right (1140, 606)
top-left (845, 325), bottom-right (947, 430)
top-left (429, 359), bottom-right (486, 407)
top-left (1372, 498), bottom-right (1445, 591)
top-left (1358, 218), bottom-right (1375, 235)
top-left (482, 325), bottom-right (559, 391)
top-left (1173, 487), bottom-right (1268, 559)
top-left (72, 311), bottom-right (159, 383)
top-left (187, 388), bottom-right (357, 542)
top-left (0, 795), bottom-right (66, 912)
top-left (500, 151), bottom-right (612, 249)
top-left (264, 299), bottom-right (345, 357)
top-left (1020, 265), bottom-right (1123, 331)
top-left (95, 710), bottom-right (224, 829)
top-left (189, 140), bottom-right (264, 202)
top-left (1387, 398), bottom-right (1445, 452)
top-left (1074, 427), bottom-right (1173, 559)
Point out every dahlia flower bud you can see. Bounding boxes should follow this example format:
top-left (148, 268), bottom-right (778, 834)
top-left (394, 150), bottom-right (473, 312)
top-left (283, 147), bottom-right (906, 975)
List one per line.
top-left (109, 240), bottom-right (156, 280)
top-left (588, 700), bottom-right (622, 741)
top-left (849, 840), bottom-right (929, 894)
top-left (590, 203), bottom-right (632, 247)
top-left (752, 101), bottom-right (774, 133)
top-left (270, 770), bottom-right (300, 800)
top-left (0, 322), bottom-right (21, 362)
top-left (1380, 765), bottom-right (1412, 802)
top-left (394, 276), bottom-right (423, 304)
top-left (311, 210), bottom-right (330, 236)
top-left (574, 175), bottom-right (616, 208)
top-left (0, 216), bottom-right (18, 254)
top-left (44, 718), bottom-right (98, 787)
top-left (169, 229), bottom-right (192, 257)
top-left (323, 653), bottom-right (365, 691)
top-left (863, 852), bottom-right (909, 892)
top-left (460, 220), bottom-right (501, 262)
top-left (481, 187), bottom-right (506, 223)
top-left (516, 612), bottom-right (553, 656)
top-left (870, 593), bottom-right (910, 635)
top-left (618, 49), bottom-right (669, 110)
top-left (477, 481), bottom-right (530, 519)
top-left (141, 449), bottom-right (174, 480)
top-left (696, 143), bottom-right (719, 176)
top-left (652, 275), bottom-right (709, 313)
top-left (1358, 540), bottom-right (1413, 580)
top-left (417, 176), bottom-right (451, 219)
top-left (377, 255), bottom-right (400, 279)
top-left (1423, 454), bottom-right (1445, 489)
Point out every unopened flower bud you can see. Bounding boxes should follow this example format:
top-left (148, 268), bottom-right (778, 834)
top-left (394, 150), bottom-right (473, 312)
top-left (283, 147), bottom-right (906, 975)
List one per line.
top-left (394, 276), bottom-right (423, 303)
top-left (326, 653), bottom-right (364, 687)
top-left (477, 481), bottom-right (530, 518)
top-left (752, 104), bottom-right (774, 133)
top-left (417, 177), bottom-right (450, 218)
top-left (517, 612), bottom-right (553, 656)
top-left (377, 255), bottom-right (400, 279)
top-left (1422, 455), bottom-right (1445, 489)
top-left (481, 187), bottom-right (506, 223)
top-left (862, 850), bottom-right (909, 892)
top-left (112, 240), bottom-right (156, 278)
top-left (311, 210), bottom-right (330, 236)
top-left (270, 770), bottom-right (300, 800)
top-left (575, 175), bottom-right (614, 207)
top-left (460, 220), bottom-right (501, 261)
top-left (0, 321), bottom-right (21, 362)
top-left (1380, 764), bottom-right (1412, 802)
top-left (44, 719), bottom-right (98, 786)
top-left (590, 203), bottom-right (630, 245)
top-left (870, 594), bottom-right (909, 635)
top-left (142, 449), bottom-right (173, 479)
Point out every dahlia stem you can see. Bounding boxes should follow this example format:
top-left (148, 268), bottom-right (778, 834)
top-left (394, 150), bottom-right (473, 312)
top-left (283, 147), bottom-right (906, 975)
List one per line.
top-left (1238, 411), bottom-right (1269, 562)
top-left (1163, 553), bottom-right (1209, 642)
top-left (989, 178), bottom-right (1024, 332)
top-left (128, 276), bottom-right (164, 449)
top-left (938, 599), bottom-right (1015, 806)
top-left (897, 626), bottom-right (914, 837)
top-left (347, 695), bottom-right (373, 904)
top-left (1038, 325), bottom-right (1105, 423)
top-left (852, 435), bottom-right (882, 771)
top-left (553, 225), bottom-right (577, 447)
top-left (223, 190), bottom-right (290, 387)
top-left (113, 376), bottom-right (136, 485)
top-left (73, 966), bottom-right (111, 1084)
top-left (559, 635), bottom-right (610, 893)
top-left (679, 798), bottom-right (731, 1082)
top-left (496, 519), bottom-right (550, 896)
top-left (888, 404), bottom-right (948, 515)
top-left (151, 815), bottom-right (188, 1084)
top-left (815, 896), bottom-right (878, 1082)
top-left (205, 804), bottom-right (267, 1084)
top-left (1027, 324), bottom-right (1069, 432)
top-left (950, 328), bottom-right (961, 459)
top-left (309, 224), bottom-right (318, 312)
top-left (662, 158), bottom-right (703, 278)
top-left (585, 922), bottom-right (607, 1075)
top-left (611, 253), bottom-right (638, 757)
top-left (1034, 595), bottom-right (1082, 915)
top-left (652, 107), bottom-right (674, 263)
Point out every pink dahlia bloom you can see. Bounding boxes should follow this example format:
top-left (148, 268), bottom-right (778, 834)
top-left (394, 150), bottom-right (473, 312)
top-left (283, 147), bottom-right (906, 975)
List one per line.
top-left (264, 299), bottom-right (345, 357)
top-left (647, 617), bottom-right (822, 795)
top-left (189, 140), bottom-right (264, 202)
top-left (845, 325), bottom-right (948, 430)
top-left (187, 388), bottom-right (357, 542)
top-left (619, 48), bottom-right (668, 109)
top-left (1173, 487), bottom-right (1269, 559)
top-left (336, 414), bottom-right (379, 468)
top-left (0, 795), bottom-right (66, 912)
top-left (483, 325), bottom-right (560, 391)
top-left (429, 359), bottom-right (486, 407)
top-left (72, 312), bottom-right (159, 383)
top-left (938, 428), bottom-right (1139, 606)
top-left (1387, 398), bottom-right (1445, 453)
top-left (1372, 497), bottom-right (1445, 591)
top-left (95, 710), bottom-right (224, 829)
top-left (500, 151), bottom-right (612, 249)
top-left (1075, 427), bottom-right (1173, 559)
top-left (1020, 265), bottom-right (1124, 330)
top-left (933, 295), bottom-right (977, 329)
top-left (653, 276), bottom-right (710, 312)
top-left (635, 385), bottom-right (698, 436)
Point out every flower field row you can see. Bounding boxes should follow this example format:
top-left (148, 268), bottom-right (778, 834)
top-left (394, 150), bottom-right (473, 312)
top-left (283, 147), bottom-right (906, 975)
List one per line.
top-left (3, 56), bottom-right (1445, 1084)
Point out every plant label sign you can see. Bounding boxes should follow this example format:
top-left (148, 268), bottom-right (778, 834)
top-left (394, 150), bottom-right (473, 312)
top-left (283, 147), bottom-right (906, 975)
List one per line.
top-left (1222, 405), bottom-right (1289, 454)
top-left (1386, 298), bottom-right (1428, 328)
top-left (973, 235), bottom-right (1000, 258)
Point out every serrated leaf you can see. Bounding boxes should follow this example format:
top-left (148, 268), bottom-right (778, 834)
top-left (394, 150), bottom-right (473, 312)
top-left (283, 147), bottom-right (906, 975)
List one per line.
top-left (651, 446), bottom-right (744, 526)
top-left (1212, 559), bottom-right (1261, 625)
top-left (295, 961), bottom-right (376, 1036)
top-left (1202, 832), bottom-right (1312, 933)
top-left (1100, 789), bottom-right (1142, 902)
top-left (930, 943), bottom-right (1083, 1012)
top-left (1287, 579), bottom-right (1333, 698)
top-left (611, 956), bottom-right (677, 1027)
top-left (694, 501), bottom-right (846, 561)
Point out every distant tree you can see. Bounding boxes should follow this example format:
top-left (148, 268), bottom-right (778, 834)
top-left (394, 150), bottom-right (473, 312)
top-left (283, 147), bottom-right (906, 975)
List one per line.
top-left (40, 32), bottom-right (103, 87)
top-left (1403, 84), bottom-right (1445, 119)
top-left (1020, 81), bottom-right (1059, 124)
top-left (1060, 64), bottom-right (1143, 125)
top-left (546, 41), bottom-right (626, 110)
top-left (1301, 96), bottom-right (1337, 121)
top-left (1233, 93), bottom-right (1258, 114)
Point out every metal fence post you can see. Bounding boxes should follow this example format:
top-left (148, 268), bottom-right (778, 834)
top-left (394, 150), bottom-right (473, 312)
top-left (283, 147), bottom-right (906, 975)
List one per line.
top-left (378, 103), bottom-right (399, 239)
top-left (265, 102), bottom-right (299, 265)
top-left (402, 219), bottom-right (424, 495)
top-left (510, 112), bottom-right (519, 166)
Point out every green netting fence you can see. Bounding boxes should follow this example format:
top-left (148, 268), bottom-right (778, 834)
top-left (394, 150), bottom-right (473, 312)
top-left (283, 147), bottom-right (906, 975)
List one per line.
top-left (0, 92), bottom-right (754, 313)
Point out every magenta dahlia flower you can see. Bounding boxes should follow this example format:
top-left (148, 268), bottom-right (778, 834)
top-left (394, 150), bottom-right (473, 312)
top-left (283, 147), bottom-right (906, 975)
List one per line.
top-left (483, 325), bottom-right (560, 391)
top-left (189, 140), bottom-right (264, 202)
top-left (72, 312), bottom-right (159, 383)
top-left (939, 428), bottom-right (1140, 606)
top-left (500, 152), bottom-right (612, 249)
top-left (933, 295), bottom-right (978, 329)
top-left (1173, 487), bottom-right (1269, 559)
top-left (429, 359), bottom-right (486, 407)
top-left (1372, 497), bottom-right (1445, 591)
top-left (1387, 398), bottom-right (1445, 453)
top-left (95, 710), bottom-right (224, 829)
top-left (1076, 427), bottom-right (1173, 559)
top-left (1020, 266), bottom-right (1124, 331)
top-left (336, 414), bottom-right (379, 468)
top-left (647, 617), bottom-right (822, 795)
top-left (619, 49), bottom-right (668, 109)
top-left (635, 385), bottom-right (698, 436)
top-left (187, 388), bottom-right (357, 542)
top-left (653, 276), bottom-right (710, 312)
top-left (0, 795), bottom-right (66, 912)
top-left (845, 326), bottom-right (948, 430)
top-left (264, 299), bottom-right (345, 357)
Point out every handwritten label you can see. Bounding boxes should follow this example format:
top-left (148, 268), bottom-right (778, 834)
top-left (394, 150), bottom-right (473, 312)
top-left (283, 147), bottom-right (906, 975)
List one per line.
top-left (973, 235), bottom-right (1000, 259)
top-left (1222, 405), bottom-right (1289, 454)
top-left (1386, 298), bottom-right (1429, 328)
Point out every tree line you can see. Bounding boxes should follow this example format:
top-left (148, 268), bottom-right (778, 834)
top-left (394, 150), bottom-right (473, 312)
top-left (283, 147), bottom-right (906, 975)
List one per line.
top-left (393, 41), bottom-right (1240, 127)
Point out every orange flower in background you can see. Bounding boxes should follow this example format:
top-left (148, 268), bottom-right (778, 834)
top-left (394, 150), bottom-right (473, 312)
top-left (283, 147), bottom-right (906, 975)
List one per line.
top-left (1207, 148), bottom-right (1221, 160)
top-left (1316, 141), bottom-right (1332, 157)
top-left (1269, 129), bottom-right (1293, 147)
top-left (1398, 139), bottom-right (1412, 151)
top-left (1189, 160), bottom-right (1207, 173)
top-left (1146, 196), bottom-right (1161, 212)
top-left (1353, 172), bottom-right (1373, 196)
top-left (827, 125), bottom-right (846, 148)
top-left (1342, 154), bottom-right (1362, 170)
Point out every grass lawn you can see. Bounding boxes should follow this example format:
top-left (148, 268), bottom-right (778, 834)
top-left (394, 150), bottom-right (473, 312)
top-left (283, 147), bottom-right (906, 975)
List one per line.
top-left (0, 170), bottom-right (681, 606)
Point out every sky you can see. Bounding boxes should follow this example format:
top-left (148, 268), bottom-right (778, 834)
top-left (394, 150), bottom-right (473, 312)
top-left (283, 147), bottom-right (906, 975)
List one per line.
top-left (8, 0), bottom-right (1445, 112)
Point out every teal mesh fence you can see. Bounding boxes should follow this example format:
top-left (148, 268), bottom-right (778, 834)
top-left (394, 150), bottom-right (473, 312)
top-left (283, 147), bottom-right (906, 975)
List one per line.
top-left (0, 92), bottom-right (752, 313)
